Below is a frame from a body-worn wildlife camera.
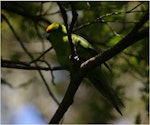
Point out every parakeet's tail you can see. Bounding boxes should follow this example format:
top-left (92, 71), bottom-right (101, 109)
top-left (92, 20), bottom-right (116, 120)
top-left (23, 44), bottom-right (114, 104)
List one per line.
top-left (87, 67), bottom-right (124, 115)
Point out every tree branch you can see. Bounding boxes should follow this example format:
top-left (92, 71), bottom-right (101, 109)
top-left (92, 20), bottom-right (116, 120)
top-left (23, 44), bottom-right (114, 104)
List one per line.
top-left (2, 2), bottom-right (51, 24)
top-left (49, 68), bottom-right (83, 123)
top-left (29, 47), bottom-right (53, 64)
top-left (1, 59), bottom-right (64, 71)
top-left (81, 27), bottom-right (149, 71)
top-left (73, 2), bottom-right (146, 32)
top-left (49, 10), bottom-right (148, 123)
top-left (57, 2), bottom-right (78, 58)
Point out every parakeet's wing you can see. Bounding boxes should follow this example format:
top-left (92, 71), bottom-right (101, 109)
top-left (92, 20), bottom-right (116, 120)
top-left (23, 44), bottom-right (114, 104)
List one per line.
top-left (72, 34), bottom-right (98, 60)
top-left (71, 34), bottom-right (124, 114)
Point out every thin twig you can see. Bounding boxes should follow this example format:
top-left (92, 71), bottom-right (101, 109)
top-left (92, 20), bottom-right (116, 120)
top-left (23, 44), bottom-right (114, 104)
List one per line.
top-left (73, 2), bottom-right (146, 32)
top-left (57, 2), bottom-right (68, 30)
top-left (2, 59), bottom-right (63, 71)
top-left (2, 3), bottom-right (51, 24)
top-left (36, 60), bottom-right (56, 85)
top-left (2, 78), bottom-right (35, 88)
top-left (29, 47), bottom-right (53, 64)
top-left (2, 14), bottom-right (34, 60)
top-left (68, 2), bottom-right (78, 57)
top-left (101, 19), bottom-right (120, 36)
top-left (57, 2), bottom-right (78, 57)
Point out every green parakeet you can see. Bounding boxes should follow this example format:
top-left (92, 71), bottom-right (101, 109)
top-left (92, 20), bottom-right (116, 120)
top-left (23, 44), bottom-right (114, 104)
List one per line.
top-left (46, 22), bottom-right (124, 115)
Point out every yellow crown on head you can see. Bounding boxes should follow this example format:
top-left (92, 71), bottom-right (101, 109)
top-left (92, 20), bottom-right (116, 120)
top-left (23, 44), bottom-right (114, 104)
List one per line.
top-left (46, 23), bottom-right (59, 33)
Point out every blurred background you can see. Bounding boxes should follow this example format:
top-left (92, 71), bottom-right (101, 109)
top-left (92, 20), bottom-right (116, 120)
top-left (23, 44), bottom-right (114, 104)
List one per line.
top-left (1, 1), bottom-right (149, 124)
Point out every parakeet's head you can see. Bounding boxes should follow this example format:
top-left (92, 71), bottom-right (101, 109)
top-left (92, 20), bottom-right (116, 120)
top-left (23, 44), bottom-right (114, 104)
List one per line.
top-left (46, 23), bottom-right (67, 40)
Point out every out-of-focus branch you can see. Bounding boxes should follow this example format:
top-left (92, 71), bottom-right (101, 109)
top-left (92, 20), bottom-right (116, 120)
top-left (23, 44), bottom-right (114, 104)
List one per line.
top-left (2, 14), bottom-right (60, 106)
top-left (29, 47), bottom-right (53, 64)
top-left (57, 2), bottom-right (78, 58)
top-left (1, 59), bottom-right (64, 71)
top-left (2, 2), bottom-right (51, 24)
top-left (74, 2), bottom-right (146, 32)
top-left (2, 77), bottom-right (34, 88)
